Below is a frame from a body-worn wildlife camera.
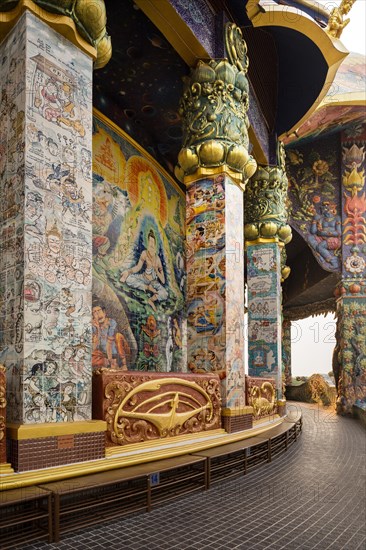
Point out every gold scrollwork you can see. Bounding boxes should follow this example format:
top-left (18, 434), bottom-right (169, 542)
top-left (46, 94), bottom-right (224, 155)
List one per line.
top-left (105, 377), bottom-right (221, 445)
top-left (175, 36), bottom-right (257, 185)
top-left (248, 381), bottom-right (276, 418)
top-left (225, 22), bottom-right (249, 74)
top-left (0, 416), bottom-right (5, 442)
top-left (244, 160), bottom-right (292, 280)
top-left (0, 0), bottom-right (111, 68)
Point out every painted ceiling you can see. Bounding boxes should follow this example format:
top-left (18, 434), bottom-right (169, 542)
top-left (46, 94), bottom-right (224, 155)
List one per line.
top-left (93, 0), bottom-right (188, 175)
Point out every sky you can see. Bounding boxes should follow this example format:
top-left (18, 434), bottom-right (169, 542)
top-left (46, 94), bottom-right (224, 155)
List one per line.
top-left (291, 1), bottom-right (365, 377)
top-left (320, 0), bottom-right (366, 54)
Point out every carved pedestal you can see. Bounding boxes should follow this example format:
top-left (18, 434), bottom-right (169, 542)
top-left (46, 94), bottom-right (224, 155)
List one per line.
top-left (93, 371), bottom-right (222, 446)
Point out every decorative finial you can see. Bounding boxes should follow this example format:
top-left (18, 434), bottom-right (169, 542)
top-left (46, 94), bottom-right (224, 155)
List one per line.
top-left (326, 0), bottom-right (356, 39)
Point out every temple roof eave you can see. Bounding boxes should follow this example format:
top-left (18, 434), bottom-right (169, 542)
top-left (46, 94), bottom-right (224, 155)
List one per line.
top-left (247, 0), bottom-right (349, 138)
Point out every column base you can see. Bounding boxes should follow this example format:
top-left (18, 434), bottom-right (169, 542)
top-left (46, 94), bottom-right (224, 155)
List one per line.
top-left (277, 399), bottom-right (286, 417)
top-left (7, 421), bottom-right (106, 472)
top-left (221, 407), bottom-right (254, 433)
top-left (0, 463), bottom-right (14, 475)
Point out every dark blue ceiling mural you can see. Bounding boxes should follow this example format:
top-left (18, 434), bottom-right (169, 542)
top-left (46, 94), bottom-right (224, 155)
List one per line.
top-left (94, 0), bottom-right (189, 174)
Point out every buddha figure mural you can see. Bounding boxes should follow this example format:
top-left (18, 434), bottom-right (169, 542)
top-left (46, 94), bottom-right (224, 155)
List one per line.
top-left (92, 116), bottom-right (186, 372)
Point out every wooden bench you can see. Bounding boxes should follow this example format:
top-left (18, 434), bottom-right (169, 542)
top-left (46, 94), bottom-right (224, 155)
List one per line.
top-left (0, 486), bottom-right (52, 549)
top-left (192, 418), bottom-right (302, 487)
top-left (39, 455), bottom-right (206, 542)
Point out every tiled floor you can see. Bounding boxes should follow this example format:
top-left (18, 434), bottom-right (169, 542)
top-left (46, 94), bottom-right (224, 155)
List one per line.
top-left (22, 402), bottom-right (365, 550)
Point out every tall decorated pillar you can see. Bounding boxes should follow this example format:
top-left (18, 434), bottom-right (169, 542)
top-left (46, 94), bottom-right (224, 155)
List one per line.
top-left (0, 0), bottom-right (111, 471)
top-left (335, 124), bottom-right (366, 415)
top-left (175, 23), bottom-right (257, 432)
top-left (282, 318), bottom-right (292, 387)
top-left (244, 145), bottom-right (292, 412)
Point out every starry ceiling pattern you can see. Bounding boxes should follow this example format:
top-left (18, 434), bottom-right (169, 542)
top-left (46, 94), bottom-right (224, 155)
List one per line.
top-left (94, 0), bottom-right (188, 175)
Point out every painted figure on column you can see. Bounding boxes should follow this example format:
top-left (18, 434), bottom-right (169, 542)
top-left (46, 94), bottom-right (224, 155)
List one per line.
top-left (92, 302), bottom-right (129, 370)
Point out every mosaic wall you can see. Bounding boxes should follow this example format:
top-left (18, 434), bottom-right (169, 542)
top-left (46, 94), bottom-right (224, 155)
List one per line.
top-left (92, 114), bottom-right (186, 373)
top-left (186, 176), bottom-right (246, 408)
top-left (0, 12), bottom-right (93, 423)
top-left (341, 124), bottom-right (366, 280)
top-left (286, 135), bottom-right (342, 272)
top-left (247, 243), bottom-right (282, 392)
top-left (336, 124), bottom-right (366, 414)
top-left (282, 319), bottom-right (292, 387)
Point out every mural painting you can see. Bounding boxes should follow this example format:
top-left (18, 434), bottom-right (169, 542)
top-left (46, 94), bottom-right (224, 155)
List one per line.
top-left (0, 12), bottom-right (93, 423)
top-left (286, 135), bottom-right (342, 271)
top-left (247, 243), bottom-right (281, 386)
top-left (92, 113), bottom-right (186, 373)
top-left (186, 176), bottom-right (246, 407)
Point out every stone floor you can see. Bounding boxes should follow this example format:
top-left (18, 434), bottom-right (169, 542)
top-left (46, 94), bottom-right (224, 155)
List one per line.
top-left (22, 402), bottom-right (365, 550)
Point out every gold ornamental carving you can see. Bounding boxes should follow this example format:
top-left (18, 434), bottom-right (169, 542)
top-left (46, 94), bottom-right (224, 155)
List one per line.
top-left (0, 416), bottom-right (5, 442)
top-left (326, 0), bottom-right (356, 39)
top-left (244, 144), bottom-right (292, 280)
top-left (175, 23), bottom-right (257, 185)
top-left (105, 376), bottom-right (222, 445)
top-left (247, 381), bottom-right (276, 418)
top-left (0, 0), bottom-right (111, 68)
top-left (225, 22), bottom-right (249, 73)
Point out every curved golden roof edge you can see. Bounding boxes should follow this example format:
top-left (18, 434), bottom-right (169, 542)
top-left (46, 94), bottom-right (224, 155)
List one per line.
top-left (247, 1), bottom-right (349, 140)
top-left (0, 0), bottom-right (96, 58)
top-left (289, 0), bottom-right (330, 20)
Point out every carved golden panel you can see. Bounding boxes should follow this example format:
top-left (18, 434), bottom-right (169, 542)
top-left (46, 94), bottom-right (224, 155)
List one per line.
top-left (94, 372), bottom-right (222, 445)
top-left (246, 376), bottom-right (277, 418)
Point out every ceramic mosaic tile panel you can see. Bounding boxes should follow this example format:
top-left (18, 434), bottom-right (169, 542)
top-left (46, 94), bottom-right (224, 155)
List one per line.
top-left (247, 243), bottom-right (282, 394)
top-left (341, 124), bottom-right (366, 280)
top-left (286, 134), bottom-right (342, 272)
top-left (186, 175), bottom-right (245, 408)
top-left (92, 113), bottom-right (186, 373)
top-left (0, 12), bottom-right (93, 423)
top-left (225, 178), bottom-right (246, 408)
top-left (337, 124), bottom-right (366, 413)
top-left (0, 15), bottom-right (26, 422)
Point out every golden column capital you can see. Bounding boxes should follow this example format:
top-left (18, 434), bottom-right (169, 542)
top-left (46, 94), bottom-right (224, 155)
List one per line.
top-left (175, 23), bottom-right (257, 187)
top-left (244, 146), bottom-right (292, 280)
top-left (0, 0), bottom-right (111, 68)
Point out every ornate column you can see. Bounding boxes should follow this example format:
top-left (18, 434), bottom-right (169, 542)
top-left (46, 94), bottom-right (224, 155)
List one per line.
top-left (176, 24), bottom-right (257, 431)
top-left (282, 318), bottom-right (292, 387)
top-left (0, 0), bottom-right (110, 471)
top-left (334, 124), bottom-right (366, 415)
top-left (244, 146), bottom-right (292, 407)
